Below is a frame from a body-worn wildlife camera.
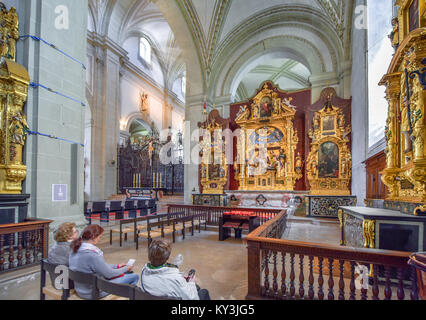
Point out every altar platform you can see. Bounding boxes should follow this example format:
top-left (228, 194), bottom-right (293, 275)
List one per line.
top-left (224, 190), bottom-right (308, 215)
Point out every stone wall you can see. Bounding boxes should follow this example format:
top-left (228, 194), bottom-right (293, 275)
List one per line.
top-left (13, 0), bottom-right (89, 229)
top-left (350, 0), bottom-right (368, 205)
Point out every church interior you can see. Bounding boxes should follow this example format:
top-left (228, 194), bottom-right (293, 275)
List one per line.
top-left (0, 0), bottom-right (425, 302)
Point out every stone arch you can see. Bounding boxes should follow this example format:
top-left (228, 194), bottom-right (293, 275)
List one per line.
top-left (216, 36), bottom-right (325, 99)
top-left (209, 5), bottom-right (344, 99)
top-left (123, 112), bottom-right (154, 134)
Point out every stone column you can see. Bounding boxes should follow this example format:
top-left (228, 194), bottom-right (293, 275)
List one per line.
top-left (184, 95), bottom-right (204, 204)
top-left (89, 36), bottom-right (128, 200)
top-left (350, 0), bottom-right (368, 205)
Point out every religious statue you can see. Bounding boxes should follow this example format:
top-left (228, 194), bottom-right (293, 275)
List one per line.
top-left (295, 152), bottom-right (303, 174)
top-left (201, 165), bottom-right (207, 179)
top-left (0, 5), bottom-right (19, 61)
top-left (8, 111), bottom-right (29, 145)
top-left (139, 92), bottom-right (149, 114)
top-left (389, 17), bottom-right (399, 51)
top-left (251, 102), bottom-right (260, 119)
top-left (235, 105), bottom-right (250, 121)
top-left (272, 97), bottom-right (280, 115)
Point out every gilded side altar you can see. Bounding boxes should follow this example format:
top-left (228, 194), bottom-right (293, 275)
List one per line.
top-left (380, 0), bottom-right (426, 209)
top-left (306, 96), bottom-right (352, 196)
top-left (233, 84), bottom-right (302, 191)
top-left (0, 4), bottom-right (29, 194)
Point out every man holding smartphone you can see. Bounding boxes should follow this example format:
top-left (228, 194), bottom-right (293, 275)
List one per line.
top-left (140, 240), bottom-right (210, 300)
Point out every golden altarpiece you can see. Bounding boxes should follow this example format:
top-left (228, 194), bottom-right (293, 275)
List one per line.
top-left (0, 5), bottom-right (29, 195)
top-left (306, 97), bottom-right (352, 196)
top-left (199, 110), bottom-right (230, 195)
top-left (380, 0), bottom-right (426, 214)
top-left (233, 84), bottom-right (302, 191)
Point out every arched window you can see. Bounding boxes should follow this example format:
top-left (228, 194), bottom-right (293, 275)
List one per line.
top-left (139, 37), bottom-right (151, 64)
top-left (367, 1), bottom-right (394, 148)
top-left (181, 75), bottom-right (186, 95)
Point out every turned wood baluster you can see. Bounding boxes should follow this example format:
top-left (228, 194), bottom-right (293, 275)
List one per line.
top-left (0, 234), bottom-right (4, 271)
top-left (272, 251), bottom-right (278, 298)
top-left (289, 253), bottom-right (296, 299)
top-left (384, 266), bottom-right (392, 300)
top-left (372, 265), bottom-right (379, 300)
top-left (17, 232), bottom-right (23, 267)
top-left (299, 255), bottom-right (305, 299)
top-left (410, 266), bottom-right (419, 300)
top-left (37, 229), bottom-right (42, 262)
top-left (328, 258), bottom-right (335, 300)
top-left (338, 260), bottom-right (345, 300)
top-left (308, 256), bottom-right (314, 300)
top-left (317, 257), bottom-right (324, 300)
top-left (349, 262), bottom-right (356, 300)
top-left (397, 268), bottom-right (405, 300)
top-left (8, 233), bottom-right (15, 270)
top-left (281, 252), bottom-right (287, 300)
top-left (263, 250), bottom-right (270, 296)
top-left (25, 232), bottom-right (31, 264)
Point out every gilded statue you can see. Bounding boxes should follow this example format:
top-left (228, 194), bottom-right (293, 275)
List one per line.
top-left (251, 103), bottom-right (260, 119)
top-left (0, 4), bottom-right (30, 194)
top-left (389, 17), bottom-right (399, 51)
top-left (295, 152), bottom-right (303, 174)
top-left (8, 111), bottom-right (28, 145)
top-left (0, 5), bottom-right (19, 61)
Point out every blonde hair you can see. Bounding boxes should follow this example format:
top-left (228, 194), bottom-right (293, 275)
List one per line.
top-left (54, 222), bottom-right (76, 242)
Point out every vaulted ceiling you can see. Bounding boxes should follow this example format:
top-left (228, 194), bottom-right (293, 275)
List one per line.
top-left (88, 0), bottom-right (355, 102)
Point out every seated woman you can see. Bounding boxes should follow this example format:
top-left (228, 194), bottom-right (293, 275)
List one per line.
top-left (69, 224), bottom-right (139, 299)
top-left (48, 222), bottom-right (79, 265)
top-left (140, 239), bottom-right (210, 300)
top-left (47, 222), bottom-right (79, 288)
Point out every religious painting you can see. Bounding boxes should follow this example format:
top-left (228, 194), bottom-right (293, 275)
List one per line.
top-left (209, 163), bottom-right (225, 180)
top-left (322, 115), bottom-right (335, 132)
top-left (318, 142), bottom-right (339, 178)
top-left (409, 0), bottom-right (419, 32)
top-left (249, 127), bottom-right (284, 146)
top-left (259, 96), bottom-right (273, 118)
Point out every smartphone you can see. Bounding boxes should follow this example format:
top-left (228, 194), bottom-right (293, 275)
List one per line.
top-left (127, 259), bottom-right (136, 267)
top-left (187, 269), bottom-right (196, 279)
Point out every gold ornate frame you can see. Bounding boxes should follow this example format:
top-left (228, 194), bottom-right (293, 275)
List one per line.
top-left (199, 119), bottom-right (228, 194)
top-left (306, 100), bottom-right (352, 196)
top-left (234, 84), bottom-right (301, 191)
top-left (0, 6), bottom-right (29, 194)
top-left (380, 1), bottom-right (425, 204)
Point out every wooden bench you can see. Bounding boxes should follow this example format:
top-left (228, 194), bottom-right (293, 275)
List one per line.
top-left (110, 218), bottom-right (136, 247)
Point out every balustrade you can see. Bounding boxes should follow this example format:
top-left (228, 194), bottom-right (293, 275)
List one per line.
top-left (0, 219), bottom-right (52, 274)
top-left (247, 213), bottom-right (419, 300)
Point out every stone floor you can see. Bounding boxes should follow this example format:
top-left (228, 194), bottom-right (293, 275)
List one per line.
top-left (0, 211), bottom-right (411, 300)
top-left (0, 229), bottom-right (249, 300)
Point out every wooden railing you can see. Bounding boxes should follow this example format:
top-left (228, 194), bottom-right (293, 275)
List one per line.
top-left (167, 204), bottom-right (282, 226)
top-left (0, 219), bottom-right (53, 274)
top-left (246, 213), bottom-right (420, 300)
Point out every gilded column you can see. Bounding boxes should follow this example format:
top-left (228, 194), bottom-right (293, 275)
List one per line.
top-left (380, 73), bottom-right (402, 199)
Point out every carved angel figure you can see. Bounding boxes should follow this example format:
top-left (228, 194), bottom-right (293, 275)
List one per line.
top-left (235, 105), bottom-right (249, 121)
top-left (283, 97), bottom-right (296, 111)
